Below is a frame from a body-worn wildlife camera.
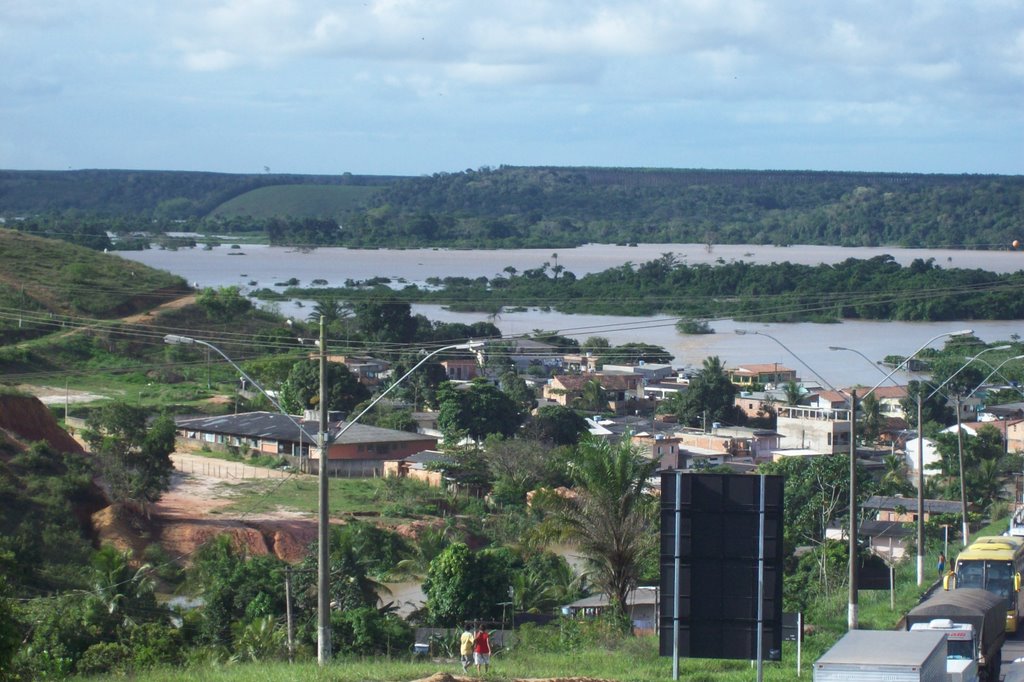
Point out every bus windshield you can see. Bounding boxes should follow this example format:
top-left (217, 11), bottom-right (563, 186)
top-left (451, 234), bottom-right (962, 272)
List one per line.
top-left (957, 559), bottom-right (1015, 607)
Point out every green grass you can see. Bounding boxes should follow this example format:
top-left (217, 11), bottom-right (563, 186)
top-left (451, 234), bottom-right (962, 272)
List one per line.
top-left (0, 228), bottom-right (188, 322)
top-left (81, 636), bottom-right (820, 681)
top-left (210, 185), bottom-right (383, 219)
top-left (215, 476), bottom-right (396, 518)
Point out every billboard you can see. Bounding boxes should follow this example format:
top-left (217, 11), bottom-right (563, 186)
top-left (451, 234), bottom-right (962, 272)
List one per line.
top-left (660, 472), bottom-right (785, 661)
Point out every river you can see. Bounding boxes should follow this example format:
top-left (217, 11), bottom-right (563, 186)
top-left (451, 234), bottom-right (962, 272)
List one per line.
top-left (121, 243), bottom-right (1024, 388)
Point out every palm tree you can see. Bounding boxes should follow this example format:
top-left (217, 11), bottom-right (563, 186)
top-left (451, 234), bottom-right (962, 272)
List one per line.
top-left (90, 545), bottom-right (155, 627)
top-left (575, 379), bottom-right (607, 412)
top-left (859, 393), bottom-right (884, 444)
top-left (539, 436), bottom-right (659, 624)
top-left (306, 297), bottom-right (349, 329)
top-left (389, 524), bottom-right (454, 580)
top-left (783, 381), bottom-right (803, 406)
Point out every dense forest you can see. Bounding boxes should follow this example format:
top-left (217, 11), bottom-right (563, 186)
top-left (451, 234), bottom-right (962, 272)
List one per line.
top-left (1, 166), bottom-right (1022, 250)
top-left (0, 169), bottom-right (399, 219)
top-left (270, 253), bottom-right (1024, 322)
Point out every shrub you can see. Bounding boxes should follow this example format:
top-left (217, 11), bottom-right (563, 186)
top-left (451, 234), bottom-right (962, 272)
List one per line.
top-left (77, 641), bottom-right (133, 676)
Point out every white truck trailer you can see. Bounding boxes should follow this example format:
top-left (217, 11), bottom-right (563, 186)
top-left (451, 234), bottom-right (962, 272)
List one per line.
top-left (814, 629), bottom-right (948, 682)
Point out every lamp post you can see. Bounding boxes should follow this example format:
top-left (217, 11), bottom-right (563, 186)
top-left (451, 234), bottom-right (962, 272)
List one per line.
top-left (166, 331), bottom-right (482, 664)
top-left (925, 347), bottom-right (1016, 549)
top-left (829, 330), bottom-right (973, 591)
top-left (740, 328), bottom-right (971, 629)
top-left (735, 329), bottom-right (857, 628)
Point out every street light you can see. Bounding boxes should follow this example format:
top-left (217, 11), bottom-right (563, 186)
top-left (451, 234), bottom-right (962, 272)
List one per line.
top-left (164, 334), bottom-right (303, 426)
top-left (925, 347), bottom-right (1015, 548)
top-left (736, 328), bottom-right (858, 629)
top-left (963, 354), bottom-right (1024, 398)
top-left (735, 329), bottom-right (840, 393)
top-left (823, 329), bottom-right (974, 585)
top-left (827, 346), bottom-right (901, 385)
top-left (166, 331), bottom-right (482, 664)
top-left (741, 328), bottom-right (971, 629)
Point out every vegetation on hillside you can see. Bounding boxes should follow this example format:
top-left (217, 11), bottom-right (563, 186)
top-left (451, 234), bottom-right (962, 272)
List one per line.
top-left (0, 229), bottom-right (191, 345)
top-left (0, 169), bottom-right (399, 218)
top-left (3, 166), bottom-right (1023, 250)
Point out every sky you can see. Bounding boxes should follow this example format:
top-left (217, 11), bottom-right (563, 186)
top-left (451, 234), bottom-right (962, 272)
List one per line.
top-left (2, 1), bottom-right (1023, 177)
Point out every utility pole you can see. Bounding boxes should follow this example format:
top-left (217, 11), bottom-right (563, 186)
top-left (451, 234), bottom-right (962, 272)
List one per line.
top-left (917, 390), bottom-right (925, 586)
top-left (285, 566), bottom-right (295, 662)
top-left (956, 394), bottom-right (968, 546)
top-left (317, 316), bottom-right (331, 664)
top-left (848, 389), bottom-right (858, 630)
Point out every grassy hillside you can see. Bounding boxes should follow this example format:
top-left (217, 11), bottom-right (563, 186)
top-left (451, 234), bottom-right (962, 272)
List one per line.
top-left (210, 183), bottom-right (384, 219)
top-left (0, 229), bottom-right (190, 338)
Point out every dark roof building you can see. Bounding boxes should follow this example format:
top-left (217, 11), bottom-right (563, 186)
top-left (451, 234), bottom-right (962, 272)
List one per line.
top-left (175, 411), bottom-right (438, 477)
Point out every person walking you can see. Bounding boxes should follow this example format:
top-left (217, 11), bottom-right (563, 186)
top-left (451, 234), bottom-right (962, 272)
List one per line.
top-left (459, 624), bottom-right (475, 673)
top-left (937, 552), bottom-right (946, 578)
top-left (473, 625), bottom-right (491, 676)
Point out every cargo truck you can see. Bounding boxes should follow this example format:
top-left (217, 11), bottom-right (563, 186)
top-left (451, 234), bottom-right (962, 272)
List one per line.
top-left (813, 629), bottom-right (947, 682)
top-left (905, 588), bottom-right (1006, 682)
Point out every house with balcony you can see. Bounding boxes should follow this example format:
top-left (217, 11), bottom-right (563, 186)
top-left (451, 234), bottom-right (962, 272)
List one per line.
top-left (562, 352), bottom-right (600, 373)
top-left (733, 388), bottom-right (794, 420)
top-left (726, 363), bottom-right (797, 388)
top-left (775, 404), bottom-right (852, 454)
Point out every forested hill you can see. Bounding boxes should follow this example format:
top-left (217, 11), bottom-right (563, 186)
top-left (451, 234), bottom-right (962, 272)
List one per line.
top-left (0, 169), bottom-right (402, 218)
top-left (353, 166), bottom-right (1024, 249)
top-left (1, 166), bottom-right (1022, 250)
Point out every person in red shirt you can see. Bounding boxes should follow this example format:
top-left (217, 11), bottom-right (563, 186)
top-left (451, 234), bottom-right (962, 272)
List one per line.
top-left (473, 626), bottom-right (491, 675)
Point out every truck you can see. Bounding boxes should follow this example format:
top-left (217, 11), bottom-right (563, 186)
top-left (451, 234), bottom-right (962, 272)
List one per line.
top-left (909, 620), bottom-right (978, 682)
top-left (813, 629), bottom-right (947, 682)
top-left (905, 587), bottom-right (1006, 682)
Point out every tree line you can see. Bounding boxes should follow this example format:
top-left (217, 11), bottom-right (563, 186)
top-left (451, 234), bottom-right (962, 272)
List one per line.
top-left (3, 166), bottom-right (1023, 250)
top-left (272, 253), bottom-right (1024, 321)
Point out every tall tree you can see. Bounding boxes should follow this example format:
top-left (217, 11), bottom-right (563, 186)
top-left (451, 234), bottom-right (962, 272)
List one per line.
top-left (437, 379), bottom-right (523, 443)
top-left (353, 299), bottom-right (418, 344)
top-left (500, 370), bottom-right (536, 413)
top-left (675, 356), bottom-right (743, 428)
top-left (482, 435), bottom-right (554, 506)
top-left (422, 543), bottom-right (513, 627)
top-left (522, 405), bottom-right (589, 446)
top-left (83, 403), bottom-right (175, 516)
top-left (279, 360), bottom-right (370, 414)
top-left (539, 436), bottom-right (658, 624)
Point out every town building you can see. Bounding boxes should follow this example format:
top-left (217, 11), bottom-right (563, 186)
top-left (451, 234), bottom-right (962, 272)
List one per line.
top-left (542, 373), bottom-right (645, 413)
top-left (775, 403), bottom-right (853, 454)
top-left (174, 411), bottom-right (437, 477)
top-left (562, 586), bottom-right (659, 635)
top-left (726, 363), bottom-right (797, 388)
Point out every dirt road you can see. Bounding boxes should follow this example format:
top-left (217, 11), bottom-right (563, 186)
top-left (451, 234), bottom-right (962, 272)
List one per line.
top-left (145, 451), bottom-right (317, 563)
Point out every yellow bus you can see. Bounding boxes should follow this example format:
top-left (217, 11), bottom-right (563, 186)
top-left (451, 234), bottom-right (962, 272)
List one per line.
top-left (945, 535), bottom-right (1024, 633)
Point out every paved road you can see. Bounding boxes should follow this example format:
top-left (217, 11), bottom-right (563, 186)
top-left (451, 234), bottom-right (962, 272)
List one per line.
top-left (1003, 627), bottom-right (1024, 681)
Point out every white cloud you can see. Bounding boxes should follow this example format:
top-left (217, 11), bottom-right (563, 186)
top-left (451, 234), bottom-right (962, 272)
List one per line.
top-left (2, 0), bottom-right (1022, 174)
